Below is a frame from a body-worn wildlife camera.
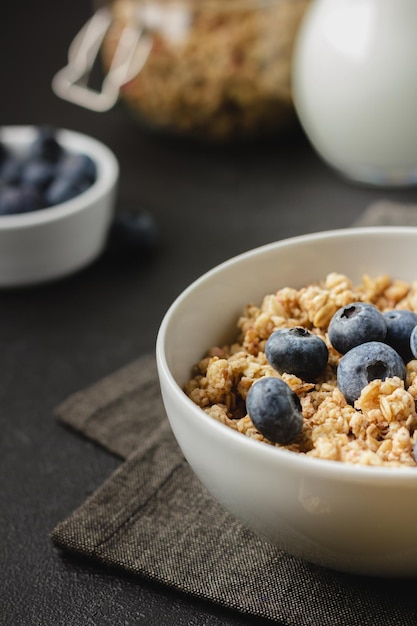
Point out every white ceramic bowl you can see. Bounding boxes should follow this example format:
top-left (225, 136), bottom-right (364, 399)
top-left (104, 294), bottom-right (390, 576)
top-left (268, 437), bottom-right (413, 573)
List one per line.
top-left (0, 126), bottom-right (119, 287)
top-left (157, 227), bottom-right (417, 577)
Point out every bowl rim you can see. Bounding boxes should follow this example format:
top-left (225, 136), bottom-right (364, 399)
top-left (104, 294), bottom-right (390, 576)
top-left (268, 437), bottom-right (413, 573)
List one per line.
top-left (0, 125), bottom-right (119, 229)
top-left (156, 226), bottom-right (417, 484)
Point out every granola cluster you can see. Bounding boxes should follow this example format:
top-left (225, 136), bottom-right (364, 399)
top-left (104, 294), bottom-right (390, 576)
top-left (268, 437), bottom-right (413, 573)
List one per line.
top-left (103, 0), bottom-right (309, 141)
top-left (184, 273), bottom-right (417, 466)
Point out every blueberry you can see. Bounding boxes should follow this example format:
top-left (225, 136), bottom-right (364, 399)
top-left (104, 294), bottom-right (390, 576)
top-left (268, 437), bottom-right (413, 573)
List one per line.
top-left (57, 152), bottom-right (96, 186)
top-left (44, 176), bottom-right (86, 206)
top-left (0, 155), bottom-right (24, 185)
top-left (246, 376), bottom-right (303, 444)
top-left (337, 341), bottom-right (406, 405)
top-left (0, 185), bottom-right (43, 215)
top-left (105, 210), bottom-right (158, 259)
top-left (265, 326), bottom-right (328, 381)
top-left (21, 159), bottom-right (56, 192)
top-left (409, 325), bottom-right (417, 360)
top-left (28, 126), bottom-right (62, 163)
top-left (328, 302), bottom-right (387, 354)
top-left (383, 309), bottom-right (417, 362)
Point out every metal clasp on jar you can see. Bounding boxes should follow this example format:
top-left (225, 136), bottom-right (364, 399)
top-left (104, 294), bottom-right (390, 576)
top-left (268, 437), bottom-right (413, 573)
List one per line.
top-left (52, 6), bottom-right (153, 112)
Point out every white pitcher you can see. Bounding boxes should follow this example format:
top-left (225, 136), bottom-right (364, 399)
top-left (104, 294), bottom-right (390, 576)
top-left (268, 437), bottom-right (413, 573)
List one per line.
top-left (292, 0), bottom-right (417, 187)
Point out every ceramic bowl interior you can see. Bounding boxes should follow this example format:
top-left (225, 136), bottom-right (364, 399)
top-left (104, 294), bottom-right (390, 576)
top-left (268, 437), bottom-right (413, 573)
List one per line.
top-left (156, 227), bottom-right (417, 577)
top-left (0, 125), bottom-right (119, 287)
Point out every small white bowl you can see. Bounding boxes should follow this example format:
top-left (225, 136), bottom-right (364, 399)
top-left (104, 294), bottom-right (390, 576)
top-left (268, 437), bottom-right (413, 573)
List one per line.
top-left (156, 227), bottom-right (417, 577)
top-left (0, 126), bottom-right (119, 287)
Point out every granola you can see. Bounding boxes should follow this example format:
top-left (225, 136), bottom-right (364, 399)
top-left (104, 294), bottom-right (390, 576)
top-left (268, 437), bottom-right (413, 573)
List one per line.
top-left (103, 0), bottom-right (309, 141)
top-left (184, 273), bottom-right (417, 466)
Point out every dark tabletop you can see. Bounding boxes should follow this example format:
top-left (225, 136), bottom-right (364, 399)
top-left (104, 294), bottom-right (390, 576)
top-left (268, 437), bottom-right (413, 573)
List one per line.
top-left (2, 2), bottom-right (417, 625)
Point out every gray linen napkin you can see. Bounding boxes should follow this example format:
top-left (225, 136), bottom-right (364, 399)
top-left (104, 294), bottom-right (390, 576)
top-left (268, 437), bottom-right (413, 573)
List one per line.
top-left (352, 200), bottom-right (417, 226)
top-left (51, 202), bottom-right (417, 626)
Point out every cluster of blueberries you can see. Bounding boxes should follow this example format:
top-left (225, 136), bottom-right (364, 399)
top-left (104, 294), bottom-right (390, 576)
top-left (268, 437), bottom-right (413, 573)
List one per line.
top-left (0, 126), bottom-right (97, 215)
top-left (246, 303), bottom-right (417, 446)
top-left (0, 126), bottom-right (158, 259)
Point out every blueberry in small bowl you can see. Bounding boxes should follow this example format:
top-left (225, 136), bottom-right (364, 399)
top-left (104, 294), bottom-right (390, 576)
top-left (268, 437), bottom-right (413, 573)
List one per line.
top-left (0, 125), bottom-right (118, 287)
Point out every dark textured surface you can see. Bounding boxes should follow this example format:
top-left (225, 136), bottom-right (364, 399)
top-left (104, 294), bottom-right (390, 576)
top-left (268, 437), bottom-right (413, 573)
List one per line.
top-left (1, 2), bottom-right (417, 625)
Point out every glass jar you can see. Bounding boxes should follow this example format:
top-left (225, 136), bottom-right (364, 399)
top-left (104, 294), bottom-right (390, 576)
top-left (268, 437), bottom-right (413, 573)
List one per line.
top-left (55, 0), bottom-right (309, 142)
